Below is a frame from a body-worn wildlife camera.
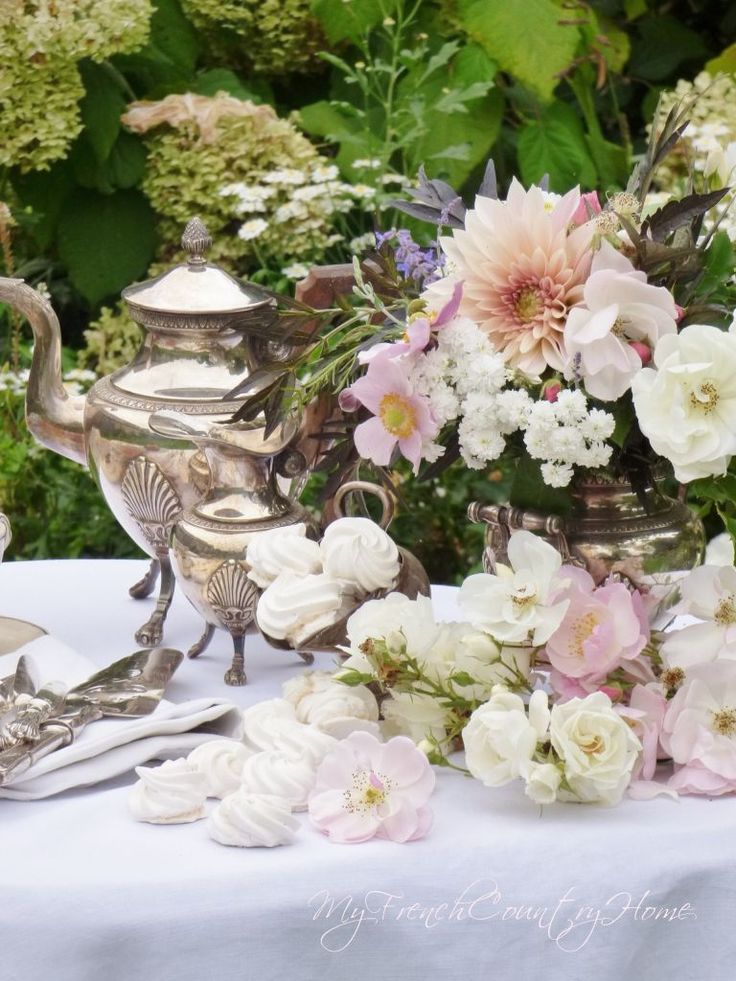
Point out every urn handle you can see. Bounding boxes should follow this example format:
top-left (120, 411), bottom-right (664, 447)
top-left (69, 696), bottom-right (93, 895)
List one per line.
top-left (331, 480), bottom-right (395, 531)
top-left (467, 501), bottom-right (576, 573)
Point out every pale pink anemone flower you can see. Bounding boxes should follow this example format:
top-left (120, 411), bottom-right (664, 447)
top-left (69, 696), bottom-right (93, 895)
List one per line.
top-left (563, 240), bottom-right (678, 401)
top-left (339, 357), bottom-right (438, 474)
top-left (545, 566), bottom-right (649, 688)
top-left (358, 281), bottom-right (464, 366)
top-left (436, 180), bottom-right (597, 376)
top-left (308, 731), bottom-right (435, 843)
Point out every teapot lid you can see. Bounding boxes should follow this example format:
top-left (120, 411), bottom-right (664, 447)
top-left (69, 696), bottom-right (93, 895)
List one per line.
top-left (122, 217), bottom-right (272, 317)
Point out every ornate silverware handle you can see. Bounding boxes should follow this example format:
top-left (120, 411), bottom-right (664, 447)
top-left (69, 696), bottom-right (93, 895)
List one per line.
top-left (467, 501), bottom-right (575, 573)
top-left (0, 704), bottom-right (101, 786)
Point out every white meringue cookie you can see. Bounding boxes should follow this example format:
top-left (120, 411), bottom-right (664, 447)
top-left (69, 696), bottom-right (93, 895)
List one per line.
top-left (320, 517), bottom-right (400, 596)
top-left (240, 697), bottom-right (300, 754)
top-left (246, 523), bottom-right (322, 589)
top-left (187, 739), bottom-right (251, 799)
top-left (128, 759), bottom-right (207, 824)
top-left (256, 571), bottom-right (350, 646)
top-left (270, 722), bottom-right (337, 767)
top-left (208, 791), bottom-right (300, 847)
top-left (282, 670), bottom-right (381, 739)
top-left (240, 750), bottom-right (317, 811)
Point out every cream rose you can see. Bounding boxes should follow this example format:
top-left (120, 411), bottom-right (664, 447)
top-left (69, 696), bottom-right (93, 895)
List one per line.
top-left (550, 692), bottom-right (641, 805)
top-left (631, 323), bottom-right (736, 482)
top-left (463, 689), bottom-right (548, 787)
top-left (523, 762), bottom-right (562, 805)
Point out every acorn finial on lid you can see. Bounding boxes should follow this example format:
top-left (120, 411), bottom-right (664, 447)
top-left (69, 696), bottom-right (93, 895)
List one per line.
top-left (182, 217), bottom-right (212, 267)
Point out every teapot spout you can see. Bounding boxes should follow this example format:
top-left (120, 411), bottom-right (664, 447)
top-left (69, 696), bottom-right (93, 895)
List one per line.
top-left (0, 278), bottom-right (86, 466)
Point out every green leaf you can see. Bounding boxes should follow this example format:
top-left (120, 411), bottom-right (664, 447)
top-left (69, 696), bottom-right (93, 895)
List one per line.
top-left (701, 231), bottom-right (735, 295)
top-left (434, 80), bottom-right (494, 114)
top-left (509, 454), bottom-right (573, 515)
top-left (298, 100), bottom-right (361, 139)
top-left (611, 399), bottom-right (635, 449)
top-left (628, 15), bottom-right (708, 81)
top-left (458, 0), bottom-right (580, 101)
top-left (12, 161), bottom-right (75, 250)
top-left (429, 144), bottom-right (471, 161)
top-left (310, 0), bottom-right (383, 44)
top-left (624, 0), bottom-right (647, 19)
top-left (706, 43), bottom-right (736, 76)
top-left (598, 17), bottom-right (631, 73)
top-left (451, 672), bottom-right (477, 687)
top-left (517, 103), bottom-right (597, 191)
top-left (78, 61), bottom-right (127, 163)
top-left (69, 130), bottom-right (148, 194)
top-left (57, 190), bottom-right (157, 305)
top-left (149, 0), bottom-right (199, 74)
top-left (192, 68), bottom-right (261, 101)
top-left (691, 475), bottom-right (736, 504)
top-left (405, 45), bottom-right (504, 186)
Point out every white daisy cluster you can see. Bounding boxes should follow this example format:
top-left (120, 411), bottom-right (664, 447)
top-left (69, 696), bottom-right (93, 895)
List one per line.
top-left (523, 389), bottom-right (615, 487)
top-left (409, 318), bottom-right (614, 486)
top-left (221, 163), bottom-right (384, 259)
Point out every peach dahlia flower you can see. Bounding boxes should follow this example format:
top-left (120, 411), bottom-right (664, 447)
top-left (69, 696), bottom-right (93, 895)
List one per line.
top-left (438, 181), bottom-right (597, 376)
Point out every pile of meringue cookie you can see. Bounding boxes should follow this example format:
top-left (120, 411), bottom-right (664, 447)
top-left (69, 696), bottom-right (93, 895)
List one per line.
top-left (248, 517), bottom-right (402, 647)
top-left (128, 670), bottom-right (380, 848)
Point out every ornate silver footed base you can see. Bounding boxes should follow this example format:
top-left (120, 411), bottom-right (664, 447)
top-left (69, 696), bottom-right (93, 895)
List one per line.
top-left (129, 559), bottom-right (160, 599)
top-left (187, 621), bottom-right (315, 686)
top-left (0, 617), bottom-right (47, 656)
top-left (133, 557), bottom-right (175, 648)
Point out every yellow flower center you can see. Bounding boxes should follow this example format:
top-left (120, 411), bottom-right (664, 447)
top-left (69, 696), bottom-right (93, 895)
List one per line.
top-left (689, 381), bottom-right (719, 414)
top-left (712, 708), bottom-right (736, 737)
top-left (516, 287), bottom-right (542, 323)
top-left (611, 316), bottom-right (628, 338)
top-left (579, 733), bottom-right (604, 755)
top-left (511, 584), bottom-right (537, 609)
top-left (343, 770), bottom-right (390, 814)
top-left (379, 393), bottom-right (417, 438)
top-left (715, 595), bottom-right (736, 625)
top-left (570, 611), bottom-right (600, 657)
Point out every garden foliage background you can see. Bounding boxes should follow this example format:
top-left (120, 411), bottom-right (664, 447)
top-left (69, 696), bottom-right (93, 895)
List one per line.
top-left (0, 0), bottom-right (734, 582)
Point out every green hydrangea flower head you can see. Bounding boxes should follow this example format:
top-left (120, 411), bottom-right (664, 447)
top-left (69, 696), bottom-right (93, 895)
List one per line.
top-left (180, 0), bottom-right (324, 76)
top-left (0, 0), bottom-right (152, 172)
top-left (123, 93), bottom-right (355, 272)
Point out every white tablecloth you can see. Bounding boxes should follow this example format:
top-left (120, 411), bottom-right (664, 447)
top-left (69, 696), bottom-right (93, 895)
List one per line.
top-left (1, 559), bottom-right (735, 981)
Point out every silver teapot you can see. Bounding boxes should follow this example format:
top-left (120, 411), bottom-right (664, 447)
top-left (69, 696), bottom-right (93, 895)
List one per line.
top-left (0, 218), bottom-right (307, 646)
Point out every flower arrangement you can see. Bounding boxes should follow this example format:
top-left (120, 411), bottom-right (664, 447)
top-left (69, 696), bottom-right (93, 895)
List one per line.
top-left (238, 99), bottom-right (735, 539)
top-left (335, 528), bottom-right (736, 806)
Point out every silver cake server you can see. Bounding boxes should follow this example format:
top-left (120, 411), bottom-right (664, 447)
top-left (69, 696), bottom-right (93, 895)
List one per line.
top-left (0, 647), bottom-right (184, 786)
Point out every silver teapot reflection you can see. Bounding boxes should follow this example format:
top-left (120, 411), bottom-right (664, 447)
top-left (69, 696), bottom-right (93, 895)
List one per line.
top-left (0, 218), bottom-right (309, 647)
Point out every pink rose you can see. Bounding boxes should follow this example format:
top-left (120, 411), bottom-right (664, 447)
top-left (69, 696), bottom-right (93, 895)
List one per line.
top-left (570, 190), bottom-right (602, 226)
top-left (545, 566), bottom-right (649, 685)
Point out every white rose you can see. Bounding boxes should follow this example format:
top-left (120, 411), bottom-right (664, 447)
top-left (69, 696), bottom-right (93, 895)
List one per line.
top-left (282, 670), bottom-right (380, 738)
top-left (380, 690), bottom-right (452, 746)
top-left (631, 324), bottom-right (736, 482)
top-left (459, 530), bottom-right (570, 645)
top-left (463, 689), bottom-right (548, 787)
top-left (550, 692), bottom-right (641, 805)
top-left (341, 593), bottom-right (441, 675)
top-left (523, 762), bottom-right (562, 805)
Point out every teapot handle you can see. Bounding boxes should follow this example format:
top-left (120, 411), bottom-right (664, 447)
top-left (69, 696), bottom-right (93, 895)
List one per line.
top-left (330, 480), bottom-right (395, 531)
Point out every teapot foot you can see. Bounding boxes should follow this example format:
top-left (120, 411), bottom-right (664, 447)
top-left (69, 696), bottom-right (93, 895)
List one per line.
top-left (188, 623), bottom-right (215, 659)
top-left (297, 651), bottom-right (315, 665)
top-left (134, 557), bottom-right (175, 648)
top-left (224, 634), bottom-right (246, 686)
top-left (129, 560), bottom-right (160, 600)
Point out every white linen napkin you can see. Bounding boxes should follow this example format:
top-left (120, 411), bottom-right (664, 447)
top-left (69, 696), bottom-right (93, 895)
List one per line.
top-left (0, 635), bottom-right (242, 800)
